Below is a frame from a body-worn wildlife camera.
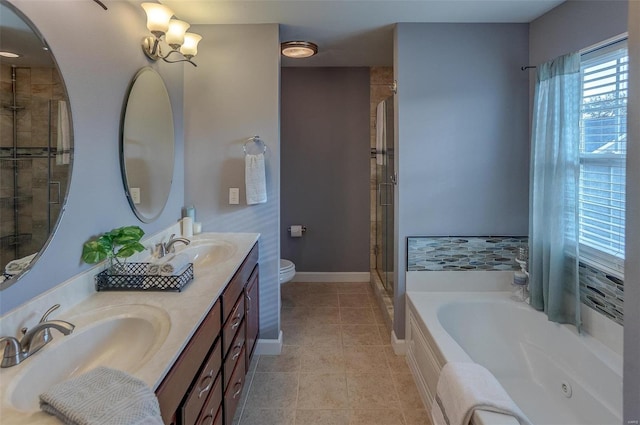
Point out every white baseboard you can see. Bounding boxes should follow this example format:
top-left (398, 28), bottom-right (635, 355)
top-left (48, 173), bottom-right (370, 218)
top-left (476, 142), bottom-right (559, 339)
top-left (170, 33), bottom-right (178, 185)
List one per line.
top-left (254, 330), bottom-right (283, 355)
top-left (392, 330), bottom-right (406, 355)
top-left (293, 272), bottom-right (371, 282)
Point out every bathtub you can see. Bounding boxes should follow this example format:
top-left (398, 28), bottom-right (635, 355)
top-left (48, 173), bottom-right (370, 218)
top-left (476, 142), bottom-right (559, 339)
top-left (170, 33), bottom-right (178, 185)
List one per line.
top-left (405, 289), bottom-right (622, 425)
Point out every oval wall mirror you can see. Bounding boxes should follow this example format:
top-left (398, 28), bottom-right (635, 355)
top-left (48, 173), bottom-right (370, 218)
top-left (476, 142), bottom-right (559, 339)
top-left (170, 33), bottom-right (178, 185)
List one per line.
top-left (0, 0), bottom-right (73, 288)
top-left (121, 67), bottom-right (175, 223)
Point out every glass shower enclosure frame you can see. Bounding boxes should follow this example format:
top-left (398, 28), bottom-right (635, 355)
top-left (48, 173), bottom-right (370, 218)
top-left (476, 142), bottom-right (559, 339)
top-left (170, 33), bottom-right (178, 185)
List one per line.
top-left (374, 95), bottom-right (395, 296)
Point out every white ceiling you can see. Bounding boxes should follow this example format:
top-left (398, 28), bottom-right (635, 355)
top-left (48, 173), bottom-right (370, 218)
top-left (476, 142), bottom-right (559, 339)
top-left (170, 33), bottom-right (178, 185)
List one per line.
top-left (162, 0), bottom-right (565, 67)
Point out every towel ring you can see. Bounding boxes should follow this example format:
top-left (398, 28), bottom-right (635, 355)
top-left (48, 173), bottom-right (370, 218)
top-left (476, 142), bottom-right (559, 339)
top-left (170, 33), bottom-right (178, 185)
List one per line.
top-left (243, 136), bottom-right (267, 155)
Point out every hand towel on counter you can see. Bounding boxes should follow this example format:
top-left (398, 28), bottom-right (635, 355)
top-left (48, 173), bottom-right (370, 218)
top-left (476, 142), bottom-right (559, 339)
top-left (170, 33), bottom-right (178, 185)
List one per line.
top-left (159, 253), bottom-right (190, 276)
top-left (431, 362), bottom-right (532, 425)
top-left (245, 153), bottom-right (267, 205)
top-left (375, 100), bottom-right (386, 166)
top-left (4, 252), bottom-right (37, 276)
top-left (39, 366), bottom-right (163, 425)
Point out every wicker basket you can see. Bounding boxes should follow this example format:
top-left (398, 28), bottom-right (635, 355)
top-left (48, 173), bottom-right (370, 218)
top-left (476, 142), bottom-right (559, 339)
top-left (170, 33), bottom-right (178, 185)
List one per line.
top-left (95, 262), bottom-right (194, 292)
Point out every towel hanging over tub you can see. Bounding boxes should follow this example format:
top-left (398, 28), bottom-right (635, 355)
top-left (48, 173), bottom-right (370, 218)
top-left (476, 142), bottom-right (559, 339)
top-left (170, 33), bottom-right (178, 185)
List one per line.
top-left (245, 153), bottom-right (267, 205)
top-left (432, 362), bottom-right (532, 425)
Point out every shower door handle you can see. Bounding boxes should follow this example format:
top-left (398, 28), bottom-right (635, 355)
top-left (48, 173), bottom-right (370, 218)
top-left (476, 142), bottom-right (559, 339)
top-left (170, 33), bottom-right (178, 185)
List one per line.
top-left (378, 183), bottom-right (393, 206)
top-left (49, 181), bottom-right (61, 205)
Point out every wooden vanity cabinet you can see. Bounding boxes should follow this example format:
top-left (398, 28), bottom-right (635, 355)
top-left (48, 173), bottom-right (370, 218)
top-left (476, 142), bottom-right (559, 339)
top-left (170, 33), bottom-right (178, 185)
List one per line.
top-left (156, 243), bottom-right (259, 425)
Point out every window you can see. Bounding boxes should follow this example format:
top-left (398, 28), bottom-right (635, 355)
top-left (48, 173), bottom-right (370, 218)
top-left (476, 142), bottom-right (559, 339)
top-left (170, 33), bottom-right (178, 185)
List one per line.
top-left (579, 39), bottom-right (627, 276)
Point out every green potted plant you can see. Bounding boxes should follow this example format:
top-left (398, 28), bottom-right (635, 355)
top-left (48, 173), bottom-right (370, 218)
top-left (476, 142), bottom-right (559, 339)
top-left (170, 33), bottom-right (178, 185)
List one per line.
top-left (81, 226), bottom-right (145, 274)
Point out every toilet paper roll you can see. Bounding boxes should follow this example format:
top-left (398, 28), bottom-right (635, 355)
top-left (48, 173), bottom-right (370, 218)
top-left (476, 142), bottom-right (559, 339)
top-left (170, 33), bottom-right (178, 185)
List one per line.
top-left (290, 225), bottom-right (303, 237)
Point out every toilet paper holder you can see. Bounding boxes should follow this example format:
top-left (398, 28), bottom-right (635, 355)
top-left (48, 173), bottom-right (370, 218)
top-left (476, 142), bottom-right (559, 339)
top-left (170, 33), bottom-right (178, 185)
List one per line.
top-left (287, 226), bottom-right (307, 233)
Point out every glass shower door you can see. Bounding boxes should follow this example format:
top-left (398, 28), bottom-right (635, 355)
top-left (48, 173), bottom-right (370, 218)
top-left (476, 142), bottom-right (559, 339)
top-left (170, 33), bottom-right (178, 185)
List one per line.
top-left (375, 96), bottom-right (395, 296)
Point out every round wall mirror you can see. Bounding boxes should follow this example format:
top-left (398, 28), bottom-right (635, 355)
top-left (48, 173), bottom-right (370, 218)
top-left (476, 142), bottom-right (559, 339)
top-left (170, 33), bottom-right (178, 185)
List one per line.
top-left (0, 0), bottom-right (73, 288)
top-left (121, 67), bottom-right (175, 223)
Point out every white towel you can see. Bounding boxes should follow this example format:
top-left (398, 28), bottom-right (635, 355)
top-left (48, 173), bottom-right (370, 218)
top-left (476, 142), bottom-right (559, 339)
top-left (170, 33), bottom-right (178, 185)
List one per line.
top-left (159, 253), bottom-right (190, 276)
top-left (375, 100), bottom-right (386, 166)
top-left (56, 100), bottom-right (71, 165)
top-left (245, 153), bottom-right (267, 205)
top-left (4, 252), bottom-right (37, 275)
top-left (432, 362), bottom-right (532, 425)
top-left (39, 366), bottom-right (163, 425)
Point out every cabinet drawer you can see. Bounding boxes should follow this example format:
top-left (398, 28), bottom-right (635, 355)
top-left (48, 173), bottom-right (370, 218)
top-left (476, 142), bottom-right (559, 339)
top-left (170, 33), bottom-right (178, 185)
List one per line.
top-left (223, 295), bottom-right (245, 356)
top-left (157, 301), bottom-right (221, 423)
top-left (181, 339), bottom-right (222, 425)
top-left (222, 244), bottom-right (258, 319)
top-left (224, 348), bottom-right (246, 425)
top-left (193, 374), bottom-right (223, 425)
top-left (224, 320), bottom-right (246, 388)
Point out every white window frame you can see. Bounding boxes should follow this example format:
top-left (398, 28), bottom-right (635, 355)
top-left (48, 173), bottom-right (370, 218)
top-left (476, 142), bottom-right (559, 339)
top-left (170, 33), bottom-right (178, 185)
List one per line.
top-left (578, 35), bottom-right (627, 279)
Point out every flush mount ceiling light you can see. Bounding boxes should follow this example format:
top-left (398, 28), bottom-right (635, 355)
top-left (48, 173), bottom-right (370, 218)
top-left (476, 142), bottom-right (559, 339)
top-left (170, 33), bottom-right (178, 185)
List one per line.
top-left (0, 51), bottom-right (21, 58)
top-left (141, 2), bottom-right (202, 67)
top-left (281, 41), bottom-right (318, 59)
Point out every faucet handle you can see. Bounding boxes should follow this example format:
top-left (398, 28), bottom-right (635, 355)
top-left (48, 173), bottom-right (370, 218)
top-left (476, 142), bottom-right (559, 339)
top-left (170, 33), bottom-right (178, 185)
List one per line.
top-left (39, 304), bottom-right (61, 323)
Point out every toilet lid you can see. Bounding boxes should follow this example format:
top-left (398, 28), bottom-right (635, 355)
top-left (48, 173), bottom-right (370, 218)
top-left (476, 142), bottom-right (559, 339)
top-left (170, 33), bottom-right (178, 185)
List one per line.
top-left (280, 259), bottom-right (295, 272)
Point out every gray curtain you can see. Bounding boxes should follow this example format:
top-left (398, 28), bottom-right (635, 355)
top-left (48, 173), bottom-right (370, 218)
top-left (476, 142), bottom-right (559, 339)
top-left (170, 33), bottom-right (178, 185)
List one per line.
top-left (528, 52), bottom-right (582, 329)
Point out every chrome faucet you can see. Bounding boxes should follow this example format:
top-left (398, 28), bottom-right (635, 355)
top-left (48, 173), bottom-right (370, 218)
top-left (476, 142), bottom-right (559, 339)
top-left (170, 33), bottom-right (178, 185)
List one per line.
top-left (0, 304), bottom-right (75, 368)
top-left (155, 234), bottom-right (190, 258)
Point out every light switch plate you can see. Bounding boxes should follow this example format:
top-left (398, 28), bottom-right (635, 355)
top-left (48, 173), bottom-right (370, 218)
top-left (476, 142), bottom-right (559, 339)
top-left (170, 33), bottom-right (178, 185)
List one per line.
top-left (229, 188), bottom-right (239, 205)
top-left (130, 187), bottom-right (141, 204)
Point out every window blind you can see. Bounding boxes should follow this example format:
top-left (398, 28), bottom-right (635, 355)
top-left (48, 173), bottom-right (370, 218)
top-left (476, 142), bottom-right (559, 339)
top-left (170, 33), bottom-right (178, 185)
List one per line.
top-left (579, 39), bottom-right (627, 274)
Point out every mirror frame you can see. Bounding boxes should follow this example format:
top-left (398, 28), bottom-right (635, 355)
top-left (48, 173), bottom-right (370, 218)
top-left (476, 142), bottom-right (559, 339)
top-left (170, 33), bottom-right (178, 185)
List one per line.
top-left (119, 67), bottom-right (175, 223)
top-left (0, 0), bottom-right (74, 290)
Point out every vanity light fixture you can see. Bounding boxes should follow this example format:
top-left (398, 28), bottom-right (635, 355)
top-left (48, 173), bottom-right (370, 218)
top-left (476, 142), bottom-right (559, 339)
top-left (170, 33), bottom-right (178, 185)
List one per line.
top-left (141, 2), bottom-right (202, 67)
top-left (281, 41), bottom-right (318, 58)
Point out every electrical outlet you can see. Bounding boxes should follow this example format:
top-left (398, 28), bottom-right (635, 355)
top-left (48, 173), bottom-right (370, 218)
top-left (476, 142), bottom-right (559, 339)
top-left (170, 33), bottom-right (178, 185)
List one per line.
top-left (130, 187), bottom-right (141, 204)
top-left (229, 188), bottom-right (239, 205)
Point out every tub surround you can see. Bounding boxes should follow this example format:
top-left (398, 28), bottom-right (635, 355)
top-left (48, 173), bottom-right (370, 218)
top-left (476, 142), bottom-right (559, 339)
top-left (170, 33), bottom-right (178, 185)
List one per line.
top-left (407, 236), bottom-right (528, 272)
top-left (0, 226), bottom-right (259, 425)
top-left (408, 236), bottom-right (626, 326)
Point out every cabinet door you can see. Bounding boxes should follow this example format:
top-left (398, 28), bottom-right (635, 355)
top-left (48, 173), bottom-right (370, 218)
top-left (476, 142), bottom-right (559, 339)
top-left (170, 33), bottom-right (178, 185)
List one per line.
top-left (245, 265), bottom-right (259, 369)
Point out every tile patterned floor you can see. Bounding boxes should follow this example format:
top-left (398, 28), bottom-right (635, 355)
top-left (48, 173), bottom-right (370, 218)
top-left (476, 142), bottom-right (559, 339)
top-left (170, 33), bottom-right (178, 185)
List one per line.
top-left (232, 282), bottom-right (432, 425)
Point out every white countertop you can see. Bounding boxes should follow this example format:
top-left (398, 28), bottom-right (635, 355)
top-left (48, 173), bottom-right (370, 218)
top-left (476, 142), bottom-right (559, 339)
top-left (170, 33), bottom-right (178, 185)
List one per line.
top-left (0, 232), bottom-right (259, 424)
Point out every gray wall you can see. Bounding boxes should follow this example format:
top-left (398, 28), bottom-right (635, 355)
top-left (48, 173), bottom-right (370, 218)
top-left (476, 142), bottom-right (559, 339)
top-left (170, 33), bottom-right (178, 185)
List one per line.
top-left (280, 67), bottom-right (370, 272)
top-left (625, 1), bottom-right (639, 422)
top-left (393, 23), bottom-right (530, 337)
top-left (529, 0), bottom-right (628, 65)
top-left (183, 24), bottom-right (281, 340)
top-left (1, 0), bottom-right (184, 314)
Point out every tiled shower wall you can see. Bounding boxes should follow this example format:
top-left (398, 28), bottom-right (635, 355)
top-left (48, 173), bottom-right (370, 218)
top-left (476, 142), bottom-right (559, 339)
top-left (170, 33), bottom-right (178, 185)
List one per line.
top-left (0, 65), bottom-right (69, 267)
top-left (369, 67), bottom-right (393, 271)
top-left (408, 236), bottom-right (625, 325)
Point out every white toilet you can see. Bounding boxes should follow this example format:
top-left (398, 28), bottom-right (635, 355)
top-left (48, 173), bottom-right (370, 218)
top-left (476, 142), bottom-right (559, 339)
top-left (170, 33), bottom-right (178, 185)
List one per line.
top-left (279, 259), bottom-right (296, 284)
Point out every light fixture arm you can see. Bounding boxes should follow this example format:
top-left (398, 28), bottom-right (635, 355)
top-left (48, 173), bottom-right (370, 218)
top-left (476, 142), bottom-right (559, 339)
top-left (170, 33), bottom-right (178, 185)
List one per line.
top-left (142, 36), bottom-right (197, 67)
top-left (162, 50), bottom-right (197, 67)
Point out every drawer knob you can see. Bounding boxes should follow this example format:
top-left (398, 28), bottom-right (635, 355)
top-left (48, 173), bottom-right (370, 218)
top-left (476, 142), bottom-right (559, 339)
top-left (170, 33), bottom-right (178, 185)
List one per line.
top-left (232, 379), bottom-right (243, 399)
top-left (246, 294), bottom-right (252, 313)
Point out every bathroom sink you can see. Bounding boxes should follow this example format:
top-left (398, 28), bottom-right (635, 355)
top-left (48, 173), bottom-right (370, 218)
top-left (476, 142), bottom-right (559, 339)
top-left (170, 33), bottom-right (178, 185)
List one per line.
top-left (4, 304), bottom-right (170, 413)
top-left (176, 240), bottom-right (237, 269)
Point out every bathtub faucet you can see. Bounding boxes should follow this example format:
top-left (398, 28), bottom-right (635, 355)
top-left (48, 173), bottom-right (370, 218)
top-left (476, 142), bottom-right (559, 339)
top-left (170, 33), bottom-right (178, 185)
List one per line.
top-left (513, 246), bottom-right (530, 303)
